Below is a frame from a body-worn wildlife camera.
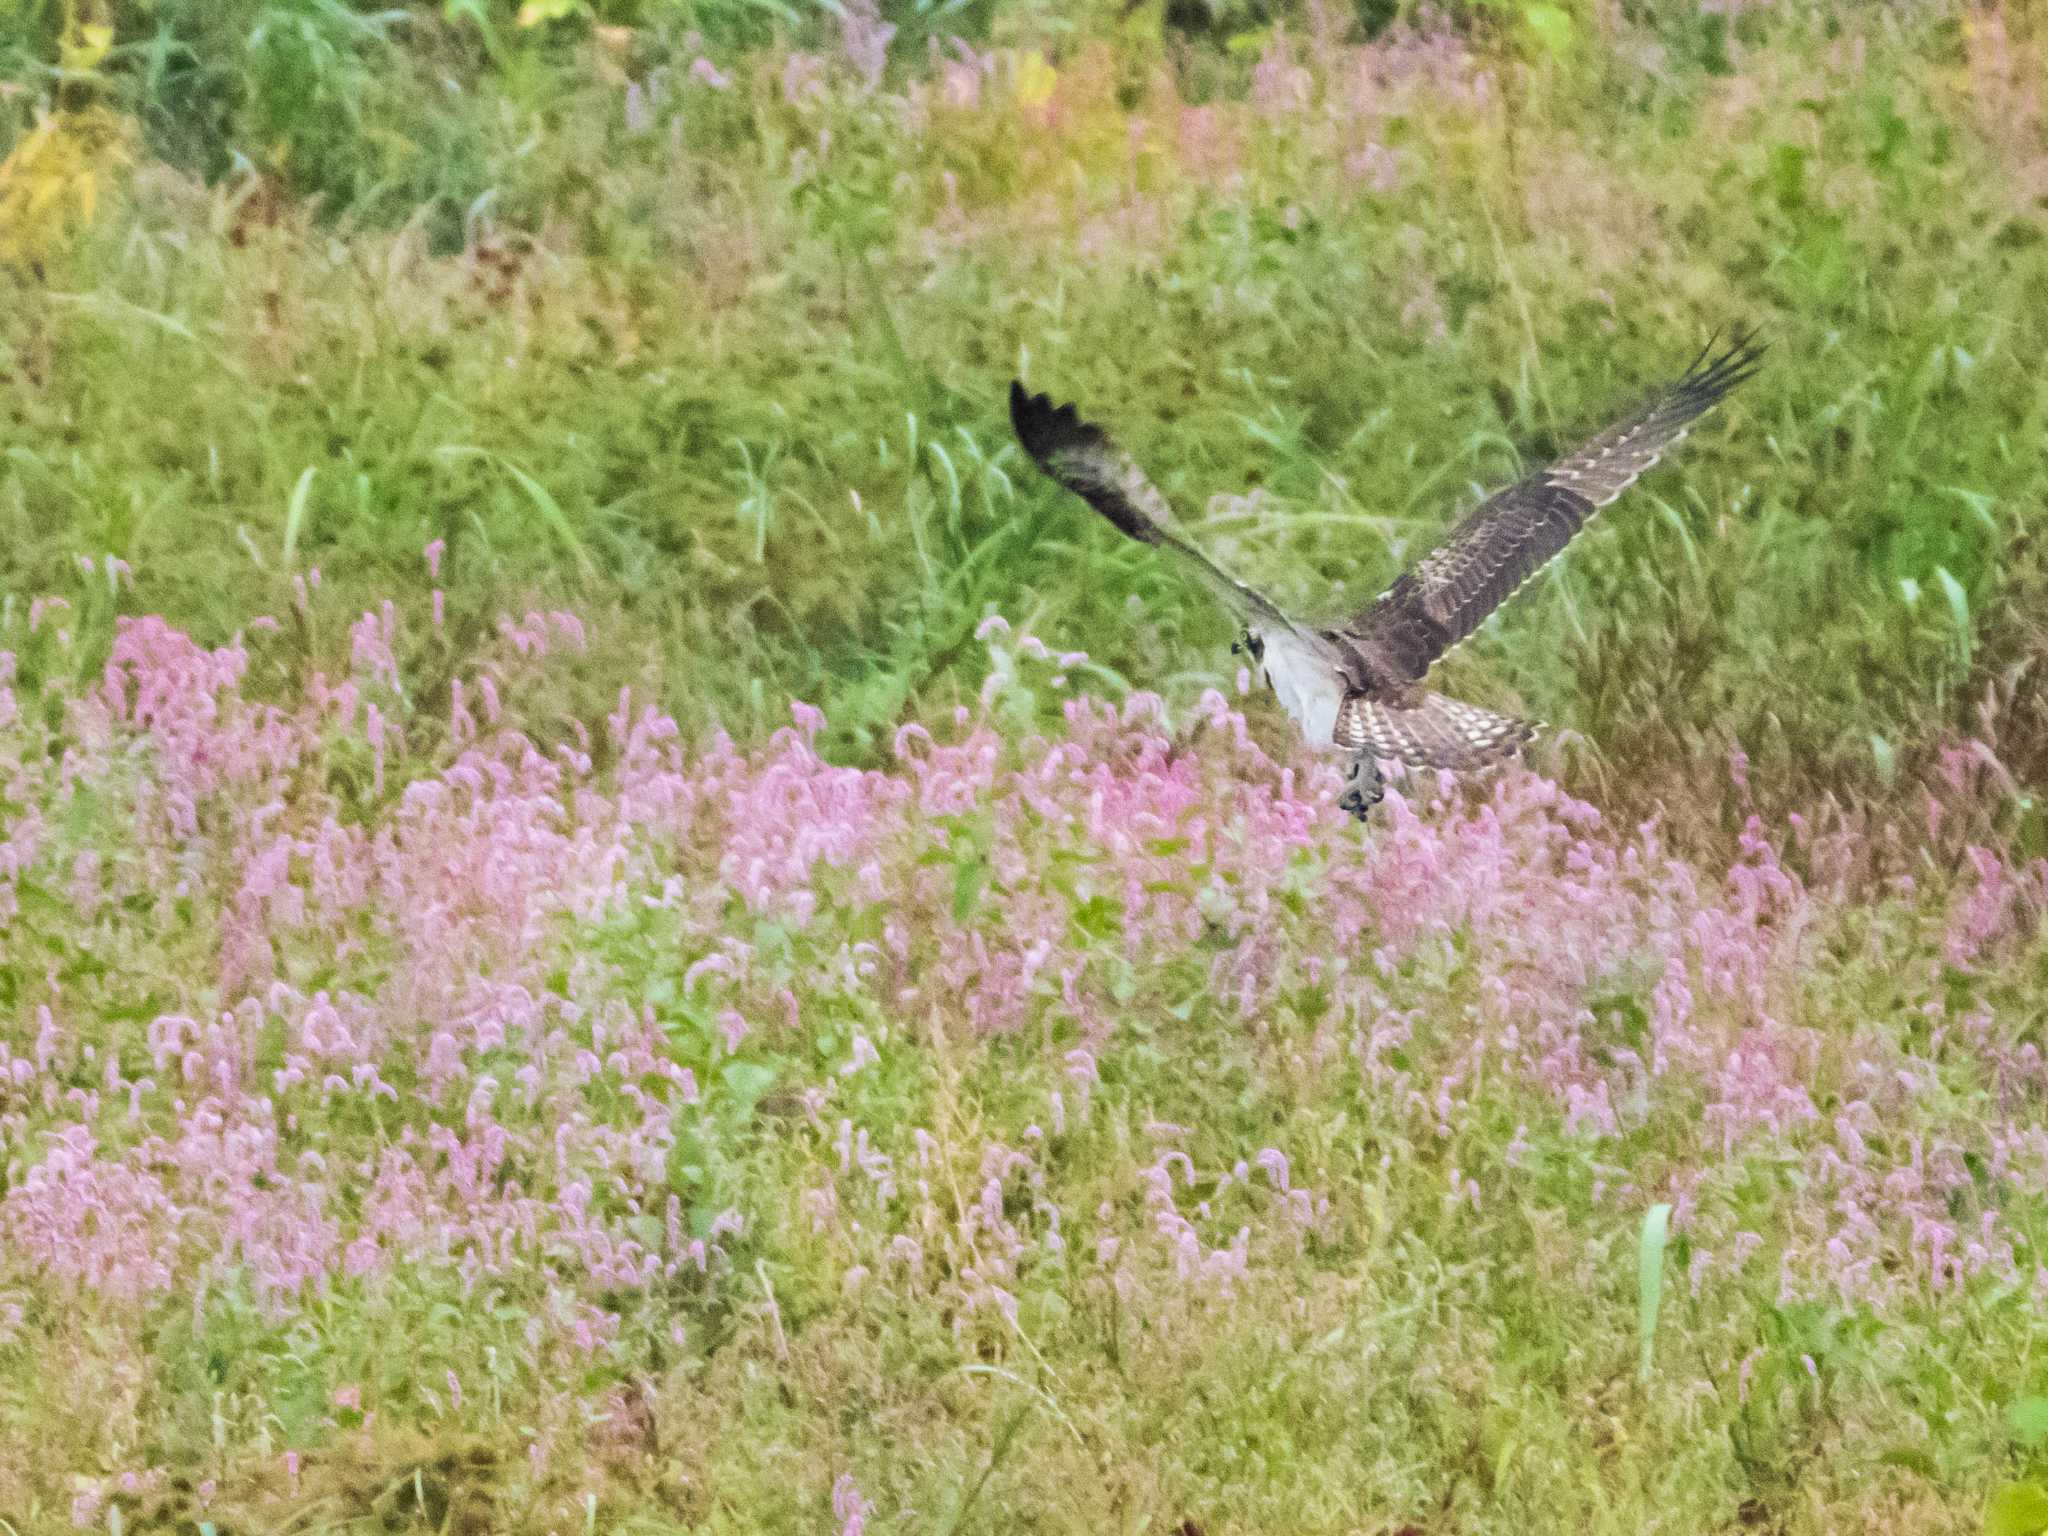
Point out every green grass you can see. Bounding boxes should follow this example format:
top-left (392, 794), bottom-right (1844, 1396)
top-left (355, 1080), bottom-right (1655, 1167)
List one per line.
top-left (0, 0), bottom-right (2042, 839)
top-left (3, 1), bottom-right (2048, 1531)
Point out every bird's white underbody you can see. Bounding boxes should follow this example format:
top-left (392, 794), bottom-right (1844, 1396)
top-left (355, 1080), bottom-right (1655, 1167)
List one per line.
top-left (1249, 624), bottom-right (1346, 753)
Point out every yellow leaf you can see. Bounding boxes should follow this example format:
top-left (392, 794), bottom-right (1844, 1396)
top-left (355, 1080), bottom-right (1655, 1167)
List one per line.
top-left (516, 0), bottom-right (578, 26)
top-left (1988, 1482), bottom-right (2048, 1536)
top-left (26, 171), bottom-right (68, 220)
top-left (3, 117), bottom-right (58, 169)
top-left (0, 104), bottom-right (133, 269)
top-left (60, 22), bottom-right (113, 74)
top-left (1014, 50), bottom-right (1057, 112)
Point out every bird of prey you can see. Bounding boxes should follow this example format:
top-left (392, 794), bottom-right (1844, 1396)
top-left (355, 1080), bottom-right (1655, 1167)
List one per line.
top-left (1008, 331), bottom-right (1764, 820)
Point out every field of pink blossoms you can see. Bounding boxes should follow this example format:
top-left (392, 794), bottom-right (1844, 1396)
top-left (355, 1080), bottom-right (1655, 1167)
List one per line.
top-left (2, 577), bottom-right (2047, 1531)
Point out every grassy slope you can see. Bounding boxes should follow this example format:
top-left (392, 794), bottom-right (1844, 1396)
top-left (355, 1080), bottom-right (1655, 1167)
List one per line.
top-left (2, 3), bottom-right (2044, 831)
top-left (1, 1), bottom-right (2047, 1531)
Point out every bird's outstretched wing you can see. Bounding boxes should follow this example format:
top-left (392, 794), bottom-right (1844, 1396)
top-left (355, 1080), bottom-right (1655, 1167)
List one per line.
top-left (1009, 381), bottom-right (1294, 631)
top-left (1335, 689), bottom-right (1538, 770)
top-left (1340, 329), bottom-right (1765, 686)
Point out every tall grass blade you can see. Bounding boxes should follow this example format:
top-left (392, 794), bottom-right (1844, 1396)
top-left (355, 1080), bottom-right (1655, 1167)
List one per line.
top-left (282, 466), bottom-right (316, 570)
top-left (1637, 1201), bottom-right (1672, 1385)
top-left (436, 447), bottom-right (596, 581)
top-left (936, 1395), bottom-right (1035, 1536)
top-left (1934, 565), bottom-right (1972, 675)
top-left (498, 458), bottom-right (596, 583)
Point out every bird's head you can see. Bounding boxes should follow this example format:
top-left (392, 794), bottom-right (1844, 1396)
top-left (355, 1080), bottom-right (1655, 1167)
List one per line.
top-left (1230, 628), bottom-right (1267, 667)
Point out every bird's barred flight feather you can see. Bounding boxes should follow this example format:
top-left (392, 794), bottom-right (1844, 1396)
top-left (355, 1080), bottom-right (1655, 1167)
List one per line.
top-left (1007, 328), bottom-right (1762, 820)
top-left (1334, 690), bottom-right (1539, 770)
top-left (1341, 327), bottom-right (1765, 686)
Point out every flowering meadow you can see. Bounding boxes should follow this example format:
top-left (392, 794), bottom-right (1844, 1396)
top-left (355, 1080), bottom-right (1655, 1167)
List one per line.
top-left (7, 0), bottom-right (2048, 1530)
top-left (0, 580), bottom-right (2043, 1531)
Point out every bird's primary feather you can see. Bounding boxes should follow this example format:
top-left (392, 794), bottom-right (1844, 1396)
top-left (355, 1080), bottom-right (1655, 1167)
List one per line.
top-left (1008, 381), bottom-right (1298, 635)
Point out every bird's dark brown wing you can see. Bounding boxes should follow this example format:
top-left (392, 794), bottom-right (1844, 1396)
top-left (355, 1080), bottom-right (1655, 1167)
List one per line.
top-left (1009, 381), bottom-right (1294, 631)
top-left (1335, 689), bottom-right (1538, 769)
top-left (1339, 329), bottom-right (1765, 686)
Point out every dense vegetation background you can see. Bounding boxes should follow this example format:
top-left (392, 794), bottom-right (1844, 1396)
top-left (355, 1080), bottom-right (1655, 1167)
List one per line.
top-left (2, 0), bottom-right (2047, 1531)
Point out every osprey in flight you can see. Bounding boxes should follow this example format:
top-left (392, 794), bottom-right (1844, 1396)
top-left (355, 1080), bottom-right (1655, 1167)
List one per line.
top-left (1009, 331), bottom-right (1764, 820)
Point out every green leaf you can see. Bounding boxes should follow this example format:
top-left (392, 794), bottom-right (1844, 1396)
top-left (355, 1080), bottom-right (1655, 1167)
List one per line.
top-left (1070, 895), bottom-right (1122, 943)
top-left (1522, 3), bottom-right (1573, 56)
top-left (660, 1001), bottom-right (714, 1057)
top-left (719, 1060), bottom-right (778, 1117)
top-left (666, 1125), bottom-right (710, 1192)
top-left (2011, 1398), bottom-right (2048, 1449)
top-left (1986, 1482), bottom-right (2048, 1536)
top-left (953, 856), bottom-right (989, 923)
top-left (1767, 142), bottom-right (1808, 213)
top-left (1637, 1201), bottom-right (1672, 1383)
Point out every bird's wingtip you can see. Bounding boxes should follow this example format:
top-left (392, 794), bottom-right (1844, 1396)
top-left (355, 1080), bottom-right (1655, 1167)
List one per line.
top-left (1677, 321), bottom-right (1769, 403)
top-left (1008, 380), bottom-right (1097, 464)
top-left (1008, 379), bottom-right (1046, 456)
